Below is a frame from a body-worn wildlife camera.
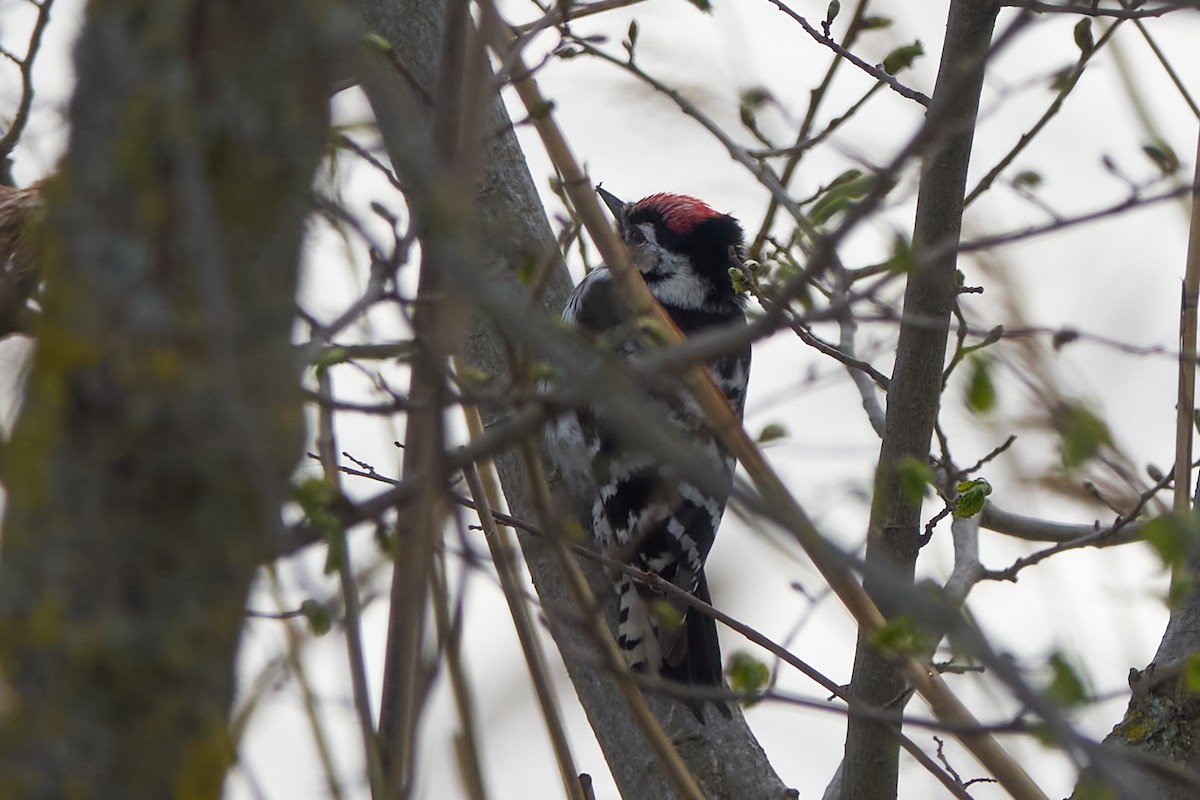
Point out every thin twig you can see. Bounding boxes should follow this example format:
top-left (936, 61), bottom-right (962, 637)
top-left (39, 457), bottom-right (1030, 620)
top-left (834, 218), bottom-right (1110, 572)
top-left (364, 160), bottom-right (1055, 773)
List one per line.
top-left (335, 133), bottom-right (406, 191)
top-left (750, 0), bottom-right (876, 257)
top-left (459, 395), bottom-right (584, 800)
top-left (762, 0), bottom-right (932, 106)
top-left (964, 20), bottom-right (1121, 206)
top-left (983, 464), bottom-right (1175, 581)
top-left (1132, 17), bottom-right (1200, 121)
top-left (314, 369), bottom-right (387, 800)
top-left (265, 566), bottom-right (347, 800)
top-left (515, 440), bottom-right (707, 800)
top-left (570, 38), bottom-right (818, 252)
top-left (514, 0), bottom-right (648, 33)
top-left (1003, 1), bottom-right (1192, 19)
top-left (428, 547), bottom-right (488, 800)
top-left (1173, 128), bottom-right (1200, 515)
top-left (0, 0), bottom-right (55, 170)
top-left (960, 181), bottom-right (1200, 253)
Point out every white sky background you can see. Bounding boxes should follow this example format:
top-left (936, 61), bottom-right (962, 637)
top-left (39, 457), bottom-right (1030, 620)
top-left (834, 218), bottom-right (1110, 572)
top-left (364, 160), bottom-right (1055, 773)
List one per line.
top-left (2, 0), bottom-right (1200, 798)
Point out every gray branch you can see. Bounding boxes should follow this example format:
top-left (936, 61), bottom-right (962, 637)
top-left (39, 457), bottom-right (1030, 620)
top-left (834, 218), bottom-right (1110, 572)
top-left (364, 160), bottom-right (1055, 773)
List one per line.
top-left (354, 0), bottom-right (788, 797)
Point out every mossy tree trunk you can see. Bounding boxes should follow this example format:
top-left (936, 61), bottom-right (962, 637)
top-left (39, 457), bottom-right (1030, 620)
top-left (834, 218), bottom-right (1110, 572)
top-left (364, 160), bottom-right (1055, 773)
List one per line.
top-left (0, 2), bottom-right (344, 797)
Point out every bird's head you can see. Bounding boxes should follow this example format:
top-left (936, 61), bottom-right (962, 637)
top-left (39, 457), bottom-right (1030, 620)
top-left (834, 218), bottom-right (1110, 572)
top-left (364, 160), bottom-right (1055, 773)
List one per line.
top-left (597, 186), bottom-right (745, 311)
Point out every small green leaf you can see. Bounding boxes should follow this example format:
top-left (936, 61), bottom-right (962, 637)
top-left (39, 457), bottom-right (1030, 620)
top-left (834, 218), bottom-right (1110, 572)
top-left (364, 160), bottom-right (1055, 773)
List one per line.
top-left (1073, 18), bottom-right (1094, 54)
top-left (726, 651), bottom-right (770, 700)
top-left (823, 0), bottom-right (841, 33)
top-left (979, 325), bottom-right (1005, 347)
top-left (896, 455), bottom-right (933, 503)
top-left (882, 41), bottom-right (924, 75)
top-left (683, 0), bottom-right (712, 11)
top-left (651, 600), bottom-right (683, 632)
top-left (836, 172), bottom-right (876, 197)
top-left (871, 617), bottom-right (929, 657)
top-left (1185, 653), bottom-right (1200, 693)
top-left (1027, 721), bottom-right (1060, 748)
top-left (562, 518), bottom-right (588, 543)
top-left (1057, 403), bottom-right (1111, 469)
top-left (623, 20), bottom-right (639, 61)
top-left (886, 234), bottom-right (916, 274)
top-left (757, 422), bottom-right (788, 443)
top-left (808, 194), bottom-right (851, 226)
top-left (1012, 170), bottom-right (1042, 189)
top-left (516, 256), bottom-right (537, 285)
top-left (1050, 67), bottom-right (1073, 93)
top-left (1142, 141), bottom-right (1180, 175)
top-left (728, 266), bottom-right (749, 294)
top-left (456, 364), bottom-right (492, 388)
top-left (362, 33), bottom-right (393, 53)
top-left (826, 168), bottom-right (864, 190)
top-left (741, 86), bottom-right (771, 110)
top-left (965, 356), bottom-right (996, 414)
top-left (860, 16), bottom-right (892, 30)
top-left (809, 172), bottom-right (877, 225)
top-left (322, 539), bottom-right (344, 575)
top-left (953, 478), bottom-right (992, 518)
top-left (529, 99), bottom-right (556, 119)
top-left (300, 599), bottom-right (333, 637)
top-left (374, 523), bottom-right (396, 557)
top-left (1043, 651), bottom-right (1088, 709)
top-left (637, 318), bottom-right (673, 346)
top-left (292, 478), bottom-right (340, 538)
top-left (1142, 513), bottom-right (1193, 569)
top-left (313, 346), bottom-right (348, 369)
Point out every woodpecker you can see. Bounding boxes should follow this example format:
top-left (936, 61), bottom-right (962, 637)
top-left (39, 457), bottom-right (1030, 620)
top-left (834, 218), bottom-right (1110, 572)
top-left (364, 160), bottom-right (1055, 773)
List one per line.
top-left (547, 187), bottom-right (751, 719)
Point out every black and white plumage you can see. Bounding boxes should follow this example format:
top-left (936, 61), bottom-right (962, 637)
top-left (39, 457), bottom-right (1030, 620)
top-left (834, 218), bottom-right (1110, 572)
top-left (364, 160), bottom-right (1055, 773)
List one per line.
top-left (547, 188), bottom-right (751, 717)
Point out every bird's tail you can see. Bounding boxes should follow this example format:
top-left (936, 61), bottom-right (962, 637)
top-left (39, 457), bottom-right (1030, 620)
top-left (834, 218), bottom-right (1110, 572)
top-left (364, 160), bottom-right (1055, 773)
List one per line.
top-left (617, 573), bottom-right (663, 675)
top-left (618, 569), bottom-right (730, 722)
top-left (661, 571), bottom-right (730, 721)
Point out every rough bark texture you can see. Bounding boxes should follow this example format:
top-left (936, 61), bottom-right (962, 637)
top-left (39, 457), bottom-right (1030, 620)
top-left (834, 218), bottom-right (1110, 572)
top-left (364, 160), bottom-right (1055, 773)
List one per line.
top-left (0, 2), bottom-right (344, 797)
top-left (1071, 555), bottom-right (1200, 799)
top-left (355, 1), bottom-right (788, 797)
top-left (1069, 137), bottom-right (1200, 800)
top-left (841, 3), bottom-right (999, 799)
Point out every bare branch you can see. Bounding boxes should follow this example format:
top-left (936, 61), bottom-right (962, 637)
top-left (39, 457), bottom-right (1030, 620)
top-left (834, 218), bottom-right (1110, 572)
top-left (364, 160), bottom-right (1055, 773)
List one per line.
top-left (1003, 1), bottom-right (1196, 19)
top-left (0, 0), bottom-right (55, 173)
top-left (761, 0), bottom-right (932, 107)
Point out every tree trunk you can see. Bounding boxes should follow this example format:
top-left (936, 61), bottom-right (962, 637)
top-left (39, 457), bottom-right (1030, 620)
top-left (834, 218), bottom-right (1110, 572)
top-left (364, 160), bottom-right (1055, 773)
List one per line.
top-left (0, 3), bottom-right (343, 796)
top-left (355, 1), bottom-right (789, 796)
top-left (841, 3), bottom-right (999, 799)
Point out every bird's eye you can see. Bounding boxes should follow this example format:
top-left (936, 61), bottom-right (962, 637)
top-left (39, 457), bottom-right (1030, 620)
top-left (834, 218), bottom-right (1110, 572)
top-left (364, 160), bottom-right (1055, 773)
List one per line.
top-left (627, 227), bottom-right (646, 244)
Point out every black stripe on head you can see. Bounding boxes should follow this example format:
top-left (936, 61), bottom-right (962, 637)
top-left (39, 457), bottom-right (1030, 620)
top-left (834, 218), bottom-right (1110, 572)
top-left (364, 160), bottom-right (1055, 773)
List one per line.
top-left (681, 215), bottom-right (745, 303)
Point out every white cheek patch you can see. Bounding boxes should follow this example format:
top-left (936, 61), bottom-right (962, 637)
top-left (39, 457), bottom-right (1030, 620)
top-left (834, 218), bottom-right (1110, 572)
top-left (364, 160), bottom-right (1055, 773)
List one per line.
top-left (649, 252), bottom-right (708, 309)
top-left (626, 224), bottom-right (714, 310)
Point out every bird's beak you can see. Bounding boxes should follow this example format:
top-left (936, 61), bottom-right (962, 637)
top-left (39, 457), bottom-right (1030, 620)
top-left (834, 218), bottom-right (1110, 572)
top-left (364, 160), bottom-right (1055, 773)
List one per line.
top-left (596, 186), bottom-right (627, 220)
